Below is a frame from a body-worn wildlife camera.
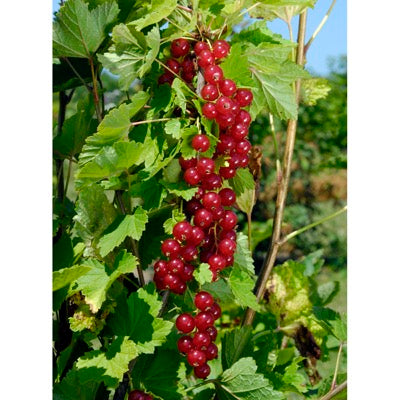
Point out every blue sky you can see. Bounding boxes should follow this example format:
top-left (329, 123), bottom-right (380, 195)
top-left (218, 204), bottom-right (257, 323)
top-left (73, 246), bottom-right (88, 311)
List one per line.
top-left (52, 0), bottom-right (346, 76)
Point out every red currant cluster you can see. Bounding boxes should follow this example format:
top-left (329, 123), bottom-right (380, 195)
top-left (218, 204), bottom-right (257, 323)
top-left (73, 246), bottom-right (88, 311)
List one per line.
top-left (154, 37), bottom-right (253, 380)
top-left (128, 390), bottom-right (153, 400)
top-left (176, 291), bottom-right (221, 379)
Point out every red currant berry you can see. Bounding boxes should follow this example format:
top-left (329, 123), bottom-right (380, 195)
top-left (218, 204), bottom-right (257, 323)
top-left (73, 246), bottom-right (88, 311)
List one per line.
top-left (179, 263), bottom-right (195, 282)
top-left (211, 269), bottom-right (219, 281)
top-left (229, 123), bottom-right (248, 141)
top-left (202, 192), bottom-right (221, 211)
top-left (173, 221), bottom-right (193, 242)
top-left (219, 166), bottom-right (236, 179)
top-left (235, 139), bottom-right (251, 154)
top-left (238, 153), bottom-right (249, 167)
top-left (220, 210), bottom-right (238, 230)
top-left (216, 96), bottom-right (235, 115)
top-left (219, 79), bottom-right (237, 96)
top-left (235, 109), bottom-right (251, 126)
top-left (194, 363), bottom-right (211, 379)
top-left (194, 41), bottom-right (209, 55)
top-left (202, 102), bottom-right (217, 119)
top-left (195, 187), bottom-right (205, 200)
top-left (209, 302), bottom-right (222, 320)
top-left (154, 274), bottom-right (166, 290)
top-left (165, 58), bottom-right (180, 74)
top-left (219, 188), bottom-right (236, 206)
top-left (202, 173), bottom-right (222, 190)
top-left (216, 134), bottom-right (236, 154)
top-left (211, 206), bottom-right (225, 221)
top-left (197, 157), bottom-right (215, 176)
top-left (204, 65), bottom-right (224, 84)
top-left (205, 326), bottom-right (218, 341)
top-left (201, 84), bottom-right (219, 101)
top-left (225, 255), bottom-right (234, 266)
top-left (215, 112), bottom-right (235, 128)
top-left (181, 55), bottom-right (195, 72)
top-left (172, 281), bottom-right (187, 295)
top-left (176, 313), bottom-right (195, 333)
top-left (161, 239), bottom-right (180, 258)
top-left (219, 229), bottom-right (236, 242)
top-left (205, 343), bottom-right (218, 360)
top-left (208, 254), bottom-right (226, 271)
top-left (154, 260), bottom-right (168, 277)
top-left (180, 244), bottom-right (198, 262)
top-left (167, 258), bottom-right (184, 275)
top-left (234, 89), bottom-right (253, 107)
top-left (218, 238), bottom-right (236, 256)
top-left (194, 311), bottom-right (215, 331)
top-left (171, 38), bottom-right (190, 57)
top-left (188, 226), bottom-right (205, 246)
top-left (179, 157), bottom-right (197, 170)
top-left (227, 153), bottom-right (241, 169)
top-left (182, 70), bottom-right (196, 83)
top-left (193, 331), bottom-right (211, 350)
top-left (194, 208), bottom-right (214, 229)
top-left (231, 100), bottom-right (240, 116)
top-left (187, 349), bottom-right (207, 367)
top-left (128, 390), bottom-right (147, 400)
top-left (192, 134), bottom-right (210, 152)
top-left (183, 167), bottom-right (201, 186)
top-left (212, 39), bottom-right (230, 59)
top-left (185, 199), bottom-right (202, 216)
top-left (194, 291), bottom-right (214, 311)
top-left (177, 335), bottom-right (193, 354)
top-left (200, 249), bottom-right (213, 263)
top-left (197, 49), bottom-right (215, 68)
top-left (158, 73), bottom-right (174, 85)
top-left (202, 234), bottom-right (214, 250)
top-left (164, 273), bottom-right (182, 291)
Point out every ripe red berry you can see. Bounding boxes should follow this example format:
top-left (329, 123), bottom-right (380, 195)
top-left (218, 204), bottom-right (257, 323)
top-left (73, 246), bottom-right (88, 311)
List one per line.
top-left (161, 239), bottom-right (181, 258)
top-left (192, 134), bottom-right (210, 152)
top-left (158, 73), bottom-right (174, 85)
top-left (185, 199), bottom-right (202, 215)
top-left (201, 83), bottom-right (219, 101)
top-left (193, 331), bottom-right (211, 350)
top-left (238, 153), bottom-right (249, 167)
top-left (173, 221), bottom-right (193, 242)
top-left (218, 238), bottom-right (236, 256)
top-left (194, 291), bottom-right (214, 311)
top-left (180, 244), bottom-right (198, 262)
top-left (225, 255), bottom-right (234, 266)
top-left (167, 258), bottom-right (184, 274)
top-left (202, 192), bottom-right (221, 211)
top-left (234, 89), bottom-right (253, 107)
top-left (235, 139), bottom-right (251, 154)
top-left (165, 58), bottom-right (180, 74)
top-left (220, 210), bottom-right (238, 230)
top-left (229, 123), bottom-right (248, 141)
top-left (154, 260), bottom-right (168, 277)
top-left (171, 38), bottom-right (190, 57)
top-left (211, 205), bottom-right (225, 221)
top-left (216, 96), bottom-right (235, 115)
top-left (194, 311), bottom-right (215, 331)
top-left (173, 281), bottom-right (187, 295)
top-left (187, 349), bottom-right (207, 367)
top-left (219, 229), bottom-right (236, 242)
top-left (164, 273), bottom-right (182, 291)
top-left (208, 254), bottom-right (226, 271)
top-left (197, 49), bottom-right (215, 68)
top-left (209, 302), bottom-right (222, 320)
top-left (205, 325), bottom-right (218, 341)
top-left (194, 208), bottom-right (214, 229)
top-left (202, 102), bottom-right (217, 119)
top-left (176, 313), bottom-right (195, 333)
top-left (179, 157), bottom-right (197, 170)
top-left (201, 173), bottom-right (222, 190)
top-left (227, 153), bottom-right (242, 169)
top-left (188, 226), bottom-right (205, 246)
top-left (154, 274), bottom-right (166, 290)
top-left (200, 249), bottom-right (213, 263)
top-left (194, 41), bottom-right (209, 55)
top-left (182, 70), bottom-right (196, 83)
top-left (181, 55), bottom-right (195, 72)
top-left (215, 112), bottom-right (235, 128)
top-left (205, 343), bottom-right (218, 360)
top-left (183, 167), bottom-right (201, 186)
top-left (179, 263), bottom-right (195, 282)
top-left (212, 39), bottom-right (230, 59)
top-left (219, 188), bottom-right (236, 206)
top-left (129, 390), bottom-right (149, 400)
top-left (219, 79), bottom-right (237, 96)
top-left (197, 157), bottom-right (215, 176)
top-left (235, 109), bottom-right (251, 126)
top-left (194, 363), bottom-right (211, 379)
top-left (177, 335), bottom-right (193, 354)
top-left (204, 65), bottom-right (224, 84)
top-left (216, 134), bottom-right (236, 154)
top-left (219, 166), bottom-right (236, 179)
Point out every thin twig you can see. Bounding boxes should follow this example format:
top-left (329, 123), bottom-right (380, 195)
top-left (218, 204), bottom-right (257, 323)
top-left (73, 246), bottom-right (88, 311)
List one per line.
top-left (176, 4), bottom-right (192, 13)
top-left (279, 205), bottom-right (347, 245)
top-left (64, 158), bottom-right (73, 197)
top-left (157, 290), bottom-right (170, 317)
top-left (331, 342), bottom-right (344, 391)
top-left (89, 56), bottom-right (102, 121)
top-left (319, 380), bottom-right (347, 400)
top-left (269, 113), bottom-right (282, 179)
top-left (304, 0), bottom-right (337, 54)
top-left (62, 57), bottom-right (91, 92)
top-left (242, 11), bottom-right (308, 327)
top-left (130, 118), bottom-right (173, 127)
top-left (247, 212), bottom-right (252, 250)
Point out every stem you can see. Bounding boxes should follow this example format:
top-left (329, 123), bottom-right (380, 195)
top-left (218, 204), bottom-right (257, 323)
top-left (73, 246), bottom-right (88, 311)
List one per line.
top-left (62, 57), bottom-right (92, 92)
top-left (176, 4), bottom-right (192, 13)
top-left (157, 290), bottom-right (170, 317)
top-left (130, 118), bottom-right (173, 127)
top-left (269, 113), bottom-right (282, 178)
top-left (89, 56), bottom-right (102, 121)
top-left (304, 0), bottom-right (337, 55)
top-left (280, 205), bottom-right (347, 244)
top-left (319, 380), bottom-right (347, 400)
top-left (64, 158), bottom-right (73, 197)
top-left (331, 342), bottom-right (344, 391)
top-left (115, 191), bottom-right (146, 287)
top-left (55, 91), bottom-right (68, 204)
top-left (242, 11), bottom-right (308, 327)
top-left (240, 2), bottom-right (261, 17)
top-left (247, 212), bottom-right (252, 250)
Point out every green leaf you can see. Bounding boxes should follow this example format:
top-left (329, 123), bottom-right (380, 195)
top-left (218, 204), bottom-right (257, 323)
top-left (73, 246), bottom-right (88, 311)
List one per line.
top-left (202, 278), bottom-right (236, 305)
top-left (216, 357), bottom-right (285, 400)
top-left (129, 0), bottom-right (178, 31)
top-left (229, 168), bottom-right (255, 196)
top-left (71, 251), bottom-right (138, 312)
top-left (221, 326), bottom-right (253, 370)
top-left (301, 78), bottom-right (331, 105)
top-left (79, 93), bottom-right (149, 165)
top-left (171, 78), bottom-right (191, 113)
top-left (163, 209), bottom-right (186, 235)
top-left (108, 285), bottom-right (174, 353)
top-left (281, 356), bottom-right (307, 393)
top-left (76, 336), bottom-right (139, 388)
top-left (228, 268), bottom-right (261, 311)
top-left (164, 119), bottom-right (183, 139)
top-left (193, 263), bottom-right (213, 286)
top-left (317, 281), bottom-right (340, 306)
top-left (244, 220), bottom-right (273, 252)
top-left (53, 265), bottom-right (91, 291)
top-left (98, 207), bottom-right (148, 257)
top-left (160, 180), bottom-right (198, 201)
top-left (53, 0), bottom-right (119, 58)
top-left (53, 369), bottom-right (100, 400)
top-left (98, 24), bottom-right (160, 90)
top-left (130, 177), bottom-right (168, 211)
top-left (233, 232), bottom-right (255, 274)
